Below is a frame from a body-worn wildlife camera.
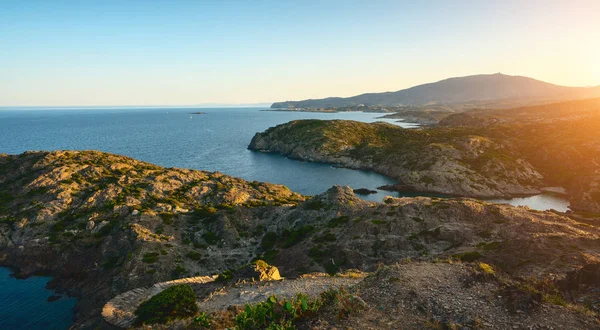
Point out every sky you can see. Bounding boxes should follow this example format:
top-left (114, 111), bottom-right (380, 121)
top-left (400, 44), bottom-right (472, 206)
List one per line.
top-left (1, 0), bottom-right (599, 106)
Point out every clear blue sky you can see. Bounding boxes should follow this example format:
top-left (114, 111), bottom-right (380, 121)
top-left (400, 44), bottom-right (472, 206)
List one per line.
top-left (1, 0), bottom-right (599, 106)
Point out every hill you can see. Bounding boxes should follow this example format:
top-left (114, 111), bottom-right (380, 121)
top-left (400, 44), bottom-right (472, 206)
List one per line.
top-left (3, 151), bottom-right (600, 328)
top-left (249, 101), bottom-right (600, 212)
top-left (249, 119), bottom-right (544, 198)
top-left (271, 73), bottom-right (600, 109)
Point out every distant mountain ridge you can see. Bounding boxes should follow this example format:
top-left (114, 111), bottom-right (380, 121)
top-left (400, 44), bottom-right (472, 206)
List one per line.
top-left (271, 73), bottom-right (600, 109)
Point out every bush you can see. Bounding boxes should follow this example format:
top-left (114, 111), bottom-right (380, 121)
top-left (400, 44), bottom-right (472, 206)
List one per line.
top-left (202, 231), bottom-right (220, 245)
top-left (327, 216), bottom-right (349, 228)
top-left (320, 287), bottom-right (366, 320)
top-left (193, 312), bottom-right (211, 328)
top-left (186, 251), bottom-right (202, 260)
top-left (134, 284), bottom-right (198, 325)
top-left (142, 252), bottom-right (160, 263)
top-left (452, 251), bottom-right (482, 262)
top-left (234, 294), bottom-right (321, 330)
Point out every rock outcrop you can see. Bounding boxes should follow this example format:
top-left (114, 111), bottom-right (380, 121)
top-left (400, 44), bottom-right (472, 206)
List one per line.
top-left (249, 120), bottom-right (543, 198)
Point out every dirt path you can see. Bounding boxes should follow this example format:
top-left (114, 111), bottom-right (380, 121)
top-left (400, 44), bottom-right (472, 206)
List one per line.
top-left (102, 274), bottom-right (363, 328)
top-left (102, 276), bottom-right (217, 328)
top-left (197, 276), bottom-right (361, 312)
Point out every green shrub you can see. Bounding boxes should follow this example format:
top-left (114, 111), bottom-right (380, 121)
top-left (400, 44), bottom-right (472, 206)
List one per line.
top-left (172, 265), bottom-right (187, 278)
top-left (370, 219), bottom-right (387, 225)
top-left (142, 252), bottom-right (160, 263)
top-left (193, 312), bottom-right (211, 328)
top-left (234, 294), bottom-right (321, 330)
top-left (327, 216), bottom-right (349, 228)
top-left (216, 269), bottom-right (232, 282)
top-left (161, 213), bottom-right (175, 225)
top-left (313, 231), bottom-right (337, 243)
top-left (303, 198), bottom-right (326, 210)
top-left (202, 231), bottom-right (220, 245)
top-left (453, 251), bottom-right (482, 262)
top-left (308, 246), bottom-right (327, 263)
top-left (281, 225), bottom-right (314, 247)
top-left (261, 232), bottom-right (278, 250)
top-left (320, 287), bottom-right (365, 319)
top-left (134, 284), bottom-right (198, 325)
top-left (186, 251), bottom-right (202, 260)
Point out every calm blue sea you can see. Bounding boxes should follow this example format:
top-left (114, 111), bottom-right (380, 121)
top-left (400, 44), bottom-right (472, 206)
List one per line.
top-left (0, 106), bottom-right (569, 329)
top-left (0, 267), bottom-right (76, 330)
top-left (0, 107), bottom-right (418, 201)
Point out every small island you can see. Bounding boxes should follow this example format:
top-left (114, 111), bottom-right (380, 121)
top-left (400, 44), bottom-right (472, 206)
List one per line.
top-left (352, 188), bottom-right (378, 195)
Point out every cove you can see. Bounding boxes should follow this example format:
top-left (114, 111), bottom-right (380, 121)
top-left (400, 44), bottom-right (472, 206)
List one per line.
top-left (0, 107), bottom-right (570, 211)
top-left (0, 267), bottom-right (76, 330)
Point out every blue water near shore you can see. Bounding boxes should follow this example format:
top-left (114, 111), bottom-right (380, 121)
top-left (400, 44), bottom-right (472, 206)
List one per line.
top-left (0, 106), bottom-right (570, 328)
top-left (0, 107), bottom-right (568, 210)
top-left (0, 107), bottom-right (415, 202)
top-left (0, 267), bottom-right (76, 330)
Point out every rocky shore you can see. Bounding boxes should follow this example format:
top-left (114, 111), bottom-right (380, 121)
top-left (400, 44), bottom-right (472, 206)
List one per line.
top-left (249, 120), bottom-right (543, 199)
top-left (2, 151), bottom-right (600, 328)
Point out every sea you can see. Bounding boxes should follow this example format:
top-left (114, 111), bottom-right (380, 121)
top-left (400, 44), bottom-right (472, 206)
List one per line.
top-left (0, 106), bottom-right (570, 328)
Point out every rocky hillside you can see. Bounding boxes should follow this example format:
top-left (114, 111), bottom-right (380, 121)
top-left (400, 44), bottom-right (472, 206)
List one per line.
top-left (249, 120), bottom-right (543, 198)
top-left (440, 98), bottom-right (600, 213)
top-left (271, 73), bottom-right (600, 108)
top-left (0, 151), bottom-right (304, 328)
top-left (303, 261), bottom-right (600, 329)
top-left (2, 151), bottom-right (600, 328)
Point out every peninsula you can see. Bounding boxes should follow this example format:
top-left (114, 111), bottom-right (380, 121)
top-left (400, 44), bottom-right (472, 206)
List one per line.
top-left (249, 98), bottom-right (600, 214)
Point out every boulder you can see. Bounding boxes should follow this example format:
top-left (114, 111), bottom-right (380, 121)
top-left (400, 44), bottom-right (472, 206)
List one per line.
top-left (233, 260), bottom-right (281, 282)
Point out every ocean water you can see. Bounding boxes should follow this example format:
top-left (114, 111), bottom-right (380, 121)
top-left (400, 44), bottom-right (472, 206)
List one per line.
top-left (0, 107), bottom-right (569, 328)
top-left (0, 107), bottom-right (568, 210)
top-left (0, 107), bottom-right (417, 201)
top-left (0, 267), bottom-right (77, 330)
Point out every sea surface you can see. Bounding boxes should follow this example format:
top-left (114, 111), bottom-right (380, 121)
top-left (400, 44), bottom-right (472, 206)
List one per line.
top-left (0, 106), bottom-right (569, 329)
top-left (0, 267), bottom-right (77, 330)
top-left (0, 107), bottom-right (568, 211)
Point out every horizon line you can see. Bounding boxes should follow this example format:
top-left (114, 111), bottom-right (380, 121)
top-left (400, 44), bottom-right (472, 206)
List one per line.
top-left (0, 103), bottom-right (273, 110)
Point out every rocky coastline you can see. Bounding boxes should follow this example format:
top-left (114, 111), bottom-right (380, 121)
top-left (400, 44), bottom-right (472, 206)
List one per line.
top-left (248, 120), bottom-right (543, 199)
top-left (2, 150), bottom-right (600, 328)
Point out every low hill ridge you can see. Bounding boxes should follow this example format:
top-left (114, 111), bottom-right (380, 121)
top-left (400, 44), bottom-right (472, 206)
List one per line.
top-left (271, 73), bottom-right (600, 108)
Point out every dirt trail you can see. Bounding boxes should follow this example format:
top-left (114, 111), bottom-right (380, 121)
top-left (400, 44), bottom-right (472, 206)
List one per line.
top-left (198, 276), bottom-right (361, 312)
top-left (102, 274), bottom-right (362, 328)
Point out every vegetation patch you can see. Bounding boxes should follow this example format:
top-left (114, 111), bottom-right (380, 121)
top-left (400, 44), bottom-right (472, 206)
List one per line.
top-left (186, 251), bottom-right (202, 260)
top-left (452, 251), bottom-right (483, 262)
top-left (328, 216), bottom-right (349, 228)
top-left (142, 252), bottom-right (160, 263)
top-left (202, 231), bottom-right (220, 245)
top-left (234, 294), bottom-right (321, 330)
top-left (134, 284), bottom-right (198, 325)
top-left (303, 198), bottom-right (326, 211)
top-left (281, 225), bottom-right (315, 247)
top-left (371, 219), bottom-right (387, 225)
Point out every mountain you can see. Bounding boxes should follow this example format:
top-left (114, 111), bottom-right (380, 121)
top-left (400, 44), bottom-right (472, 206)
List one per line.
top-left (271, 73), bottom-right (600, 108)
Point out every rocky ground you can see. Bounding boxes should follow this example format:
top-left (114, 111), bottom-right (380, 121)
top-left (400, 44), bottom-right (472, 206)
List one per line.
top-left (0, 150), bottom-right (304, 328)
top-left (249, 98), bottom-right (600, 213)
top-left (303, 261), bottom-right (600, 330)
top-left (248, 119), bottom-right (544, 199)
top-left (1, 151), bottom-right (600, 329)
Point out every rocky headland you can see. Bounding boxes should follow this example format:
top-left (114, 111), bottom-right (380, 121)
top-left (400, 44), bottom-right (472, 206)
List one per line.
top-left (2, 151), bottom-right (600, 328)
top-left (249, 98), bottom-right (600, 214)
top-left (248, 120), bottom-right (543, 199)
